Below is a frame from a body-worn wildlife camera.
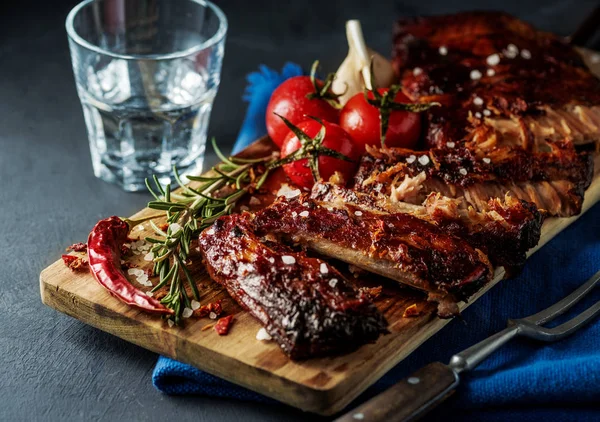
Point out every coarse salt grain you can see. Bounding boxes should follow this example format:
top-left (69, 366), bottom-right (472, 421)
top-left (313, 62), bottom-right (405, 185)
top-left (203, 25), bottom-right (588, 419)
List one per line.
top-left (249, 196), bottom-right (261, 205)
top-left (329, 278), bottom-right (338, 287)
top-left (276, 183), bottom-right (301, 199)
top-left (143, 252), bottom-right (154, 262)
top-left (470, 69), bottom-right (482, 80)
top-left (507, 44), bottom-right (518, 53)
top-left (354, 210), bottom-right (363, 216)
top-left (299, 210), bottom-right (309, 217)
top-left (146, 291), bottom-right (154, 297)
top-left (169, 223), bottom-right (182, 234)
top-left (483, 157), bottom-right (491, 164)
top-left (473, 97), bottom-right (484, 106)
top-left (591, 54), bottom-right (600, 64)
top-left (413, 67), bottom-right (423, 76)
top-left (487, 68), bottom-right (495, 77)
top-left (459, 168), bottom-right (468, 176)
top-left (475, 112), bottom-right (482, 119)
top-left (418, 155), bottom-right (430, 166)
top-left (206, 227), bottom-right (215, 236)
top-left (256, 328), bottom-right (272, 341)
top-left (483, 109), bottom-right (491, 116)
top-left (504, 48), bottom-right (518, 59)
top-left (292, 211), bottom-right (297, 217)
top-left (240, 205), bottom-right (250, 211)
top-left (209, 312), bottom-right (217, 320)
top-left (182, 307), bottom-right (193, 318)
top-left (447, 141), bottom-right (455, 148)
top-left (438, 46), bottom-right (448, 55)
top-left (406, 155), bottom-right (416, 164)
top-left (137, 225), bottom-right (145, 231)
top-left (127, 268), bottom-right (137, 275)
top-left (521, 49), bottom-right (531, 59)
top-left (282, 255), bottom-right (296, 265)
top-left (168, 319), bottom-right (175, 328)
top-left (191, 300), bottom-right (201, 310)
top-left (269, 257), bottom-right (275, 264)
top-left (486, 53), bottom-right (500, 66)
top-left (320, 263), bottom-right (329, 274)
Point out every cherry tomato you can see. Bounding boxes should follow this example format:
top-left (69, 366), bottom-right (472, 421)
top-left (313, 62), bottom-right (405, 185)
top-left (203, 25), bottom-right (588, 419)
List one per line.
top-left (266, 76), bottom-right (340, 148)
top-left (339, 89), bottom-right (421, 152)
top-left (280, 119), bottom-right (360, 190)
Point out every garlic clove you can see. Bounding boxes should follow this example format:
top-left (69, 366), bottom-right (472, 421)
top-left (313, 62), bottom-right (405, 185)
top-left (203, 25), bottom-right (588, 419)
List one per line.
top-left (332, 20), bottom-right (396, 106)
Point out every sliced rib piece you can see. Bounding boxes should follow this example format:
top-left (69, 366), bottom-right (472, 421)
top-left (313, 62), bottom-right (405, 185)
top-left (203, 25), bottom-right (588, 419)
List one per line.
top-left (253, 194), bottom-right (493, 317)
top-left (198, 214), bottom-right (388, 360)
top-left (353, 145), bottom-right (593, 217)
top-left (393, 11), bottom-right (600, 151)
top-left (311, 182), bottom-right (542, 274)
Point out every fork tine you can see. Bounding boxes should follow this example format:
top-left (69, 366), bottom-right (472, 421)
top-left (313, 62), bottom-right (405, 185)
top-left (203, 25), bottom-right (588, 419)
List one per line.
top-left (522, 270), bottom-right (600, 325)
top-left (518, 300), bottom-right (600, 342)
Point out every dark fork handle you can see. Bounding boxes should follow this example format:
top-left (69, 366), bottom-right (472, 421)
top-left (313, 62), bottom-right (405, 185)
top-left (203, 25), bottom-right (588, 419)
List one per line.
top-left (334, 362), bottom-right (459, 422)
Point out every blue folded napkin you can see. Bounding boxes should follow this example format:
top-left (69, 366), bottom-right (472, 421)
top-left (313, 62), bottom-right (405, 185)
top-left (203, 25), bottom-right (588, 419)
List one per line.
top-left (153, 64), bottom-right (600, 421)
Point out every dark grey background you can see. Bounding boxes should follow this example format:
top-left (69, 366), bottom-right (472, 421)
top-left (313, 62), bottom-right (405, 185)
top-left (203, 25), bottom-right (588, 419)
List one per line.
top-left (1, 0), bottom-right (598, 420)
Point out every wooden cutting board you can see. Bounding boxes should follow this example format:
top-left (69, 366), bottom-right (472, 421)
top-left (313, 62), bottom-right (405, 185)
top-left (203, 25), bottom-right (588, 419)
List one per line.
top-left (40, 50), bottom-right (600, 416)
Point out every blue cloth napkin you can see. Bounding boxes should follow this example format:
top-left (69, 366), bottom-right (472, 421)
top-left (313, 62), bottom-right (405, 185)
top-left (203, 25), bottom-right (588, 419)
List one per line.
top-left (153, 64), bottom-right (600, 420)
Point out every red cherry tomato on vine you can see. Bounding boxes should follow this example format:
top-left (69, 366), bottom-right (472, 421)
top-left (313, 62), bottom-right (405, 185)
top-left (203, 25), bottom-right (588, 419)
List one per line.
top-left (339, 89), bottom-right (421, 151)
top-left (280, 119), bottom-right (360, 190)
top-left (266, 76), bottom-right (340, 148)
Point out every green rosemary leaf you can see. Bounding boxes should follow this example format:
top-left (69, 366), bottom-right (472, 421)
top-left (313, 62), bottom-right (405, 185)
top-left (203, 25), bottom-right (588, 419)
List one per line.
top-left (211, 137), bottom-right (238, 168)
top-left (145, 178), bottom-right (161, 201)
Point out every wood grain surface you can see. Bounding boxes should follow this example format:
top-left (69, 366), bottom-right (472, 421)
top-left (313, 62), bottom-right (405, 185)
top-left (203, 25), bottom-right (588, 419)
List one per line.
top-left (40, 49), bottom-right (600, 416)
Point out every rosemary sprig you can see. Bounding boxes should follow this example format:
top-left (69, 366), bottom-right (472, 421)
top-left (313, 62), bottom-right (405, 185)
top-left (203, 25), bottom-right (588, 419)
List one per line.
top-left (144, 138), bottom-right (275, 323)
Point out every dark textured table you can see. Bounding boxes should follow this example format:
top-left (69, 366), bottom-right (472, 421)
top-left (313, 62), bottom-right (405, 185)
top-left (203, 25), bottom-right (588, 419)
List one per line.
top-left (1, 0), bottom-right (597, 420)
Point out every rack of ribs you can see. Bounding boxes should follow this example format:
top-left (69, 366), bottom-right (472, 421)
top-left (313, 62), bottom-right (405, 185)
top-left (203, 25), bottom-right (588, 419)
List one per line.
top-left (198, 213), bottom-right (388, 360)
top-left (368, 11), bottom-right (600, 217)
top-left (311, 182), bottom-right (543, 275)
top-left (252, 192), bottom-right (493, 317)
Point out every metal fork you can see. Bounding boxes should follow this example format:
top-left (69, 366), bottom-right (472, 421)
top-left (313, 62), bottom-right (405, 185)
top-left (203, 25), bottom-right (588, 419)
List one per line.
top-left (336, 270), bottom-right (600, 422)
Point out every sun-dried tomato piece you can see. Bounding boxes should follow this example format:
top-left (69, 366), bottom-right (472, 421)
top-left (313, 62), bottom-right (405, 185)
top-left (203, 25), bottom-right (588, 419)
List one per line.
top-left (61, 254), bottom-right (89, 272)
top-left (66, 242), bottom-right (87, 252)
top-left (214, 315), bottom-right (234, 335)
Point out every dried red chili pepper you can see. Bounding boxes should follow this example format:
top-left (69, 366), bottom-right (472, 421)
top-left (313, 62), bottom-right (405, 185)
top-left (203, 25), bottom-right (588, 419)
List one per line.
top-left (61, 254), bottom-right (88, 272)
top-left (195, 300), bottom-right (222, 318)
top-left (87, 216), bottom-right (172, 315)
top-left (214, 315), bottom-right (234, 335)
top-left (66, 242), bottom-right (87, 252)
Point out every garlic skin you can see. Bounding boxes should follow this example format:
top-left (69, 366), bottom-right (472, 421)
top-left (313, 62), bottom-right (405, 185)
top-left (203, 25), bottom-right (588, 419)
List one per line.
top-left (332, 20), bottom-right (396, 106)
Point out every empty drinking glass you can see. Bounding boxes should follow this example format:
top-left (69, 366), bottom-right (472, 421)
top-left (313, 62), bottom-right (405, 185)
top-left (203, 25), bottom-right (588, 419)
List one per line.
top-left (66, 0), bottom-right (227, 191)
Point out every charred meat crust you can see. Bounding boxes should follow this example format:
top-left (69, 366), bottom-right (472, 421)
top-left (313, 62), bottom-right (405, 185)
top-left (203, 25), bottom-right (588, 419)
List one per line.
top-left (253, 194), bottom-right (493, 307)
top-left (312, 182), bottom-right (543, 274)
top-left (198, 214), bottom-right (388, 360)
top-left (393, 11), bottom-right (600, 126)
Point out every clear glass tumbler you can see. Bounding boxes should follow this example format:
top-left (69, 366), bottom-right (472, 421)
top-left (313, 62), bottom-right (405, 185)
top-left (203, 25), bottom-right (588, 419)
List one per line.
top-left (66, 0), bottom-right (227, 191)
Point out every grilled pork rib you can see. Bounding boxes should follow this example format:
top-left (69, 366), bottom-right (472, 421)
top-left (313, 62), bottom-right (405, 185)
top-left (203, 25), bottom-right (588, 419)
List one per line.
top-left (311, 182), bottom-right (542, 273)
top-left (353, 145), bottom-right (593, 217)
top-left (198, 214), bottom-right (388, 360)
top-left (394, 11), bottom-right (600, 150)
top-left (253, 193), bottom-right (493, 317)
top-left (386, 11), bottom-right (598, 217)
